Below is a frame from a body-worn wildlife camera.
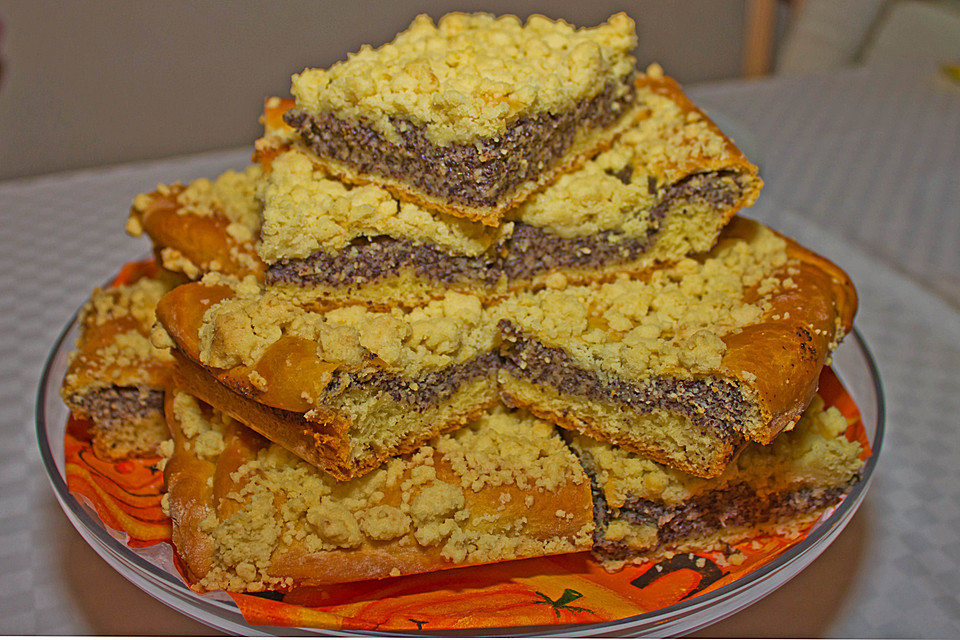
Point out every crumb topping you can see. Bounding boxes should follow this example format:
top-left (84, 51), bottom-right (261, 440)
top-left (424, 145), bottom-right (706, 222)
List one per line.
top-left (495, 226), bottom-right (789, 381)
top-left (197, 274), bottom-right (496, 377)
top-left (291, 12), bottom-right (637, 146)
top-left (511, 155), bottom-right (657, 239)
top-left (172, 392), bottom-right (228, 459)
top-left (62, 275), bottom-right (176, 394)
top-left (130, 166), bottom-right (263, 235)
top-left (93, 329), bottom-right (167, 370)
top-left (83, 276), bottom-right (170, 329)
top-left (735, 395), bottom-right (864, 486)
top-left (571, 393), bottom-right (864, 509)
top-left (433, 407), bottom-right (588, 493)
top-left (258, 148), bottom-right (506, 262)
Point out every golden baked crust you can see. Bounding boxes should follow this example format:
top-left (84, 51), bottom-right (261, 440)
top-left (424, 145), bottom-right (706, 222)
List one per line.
top-left (60, 266), bottom-right (182, 458)
top-left (126, 168), bottom-right (265, 281)
top-left (497, 216), bottom-right (857, 477)
top-left (163, 392), bottom-right (594, 592)
top-left (718, 218), bottom-right (857, 441)
top-left (573, 393), bottom-right (865, 569)
top-left (154, 275), bottom-right (501, 480)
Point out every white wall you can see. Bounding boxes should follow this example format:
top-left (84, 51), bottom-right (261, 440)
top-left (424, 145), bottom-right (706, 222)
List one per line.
top-left (0, 0), bottom-right (747, 181)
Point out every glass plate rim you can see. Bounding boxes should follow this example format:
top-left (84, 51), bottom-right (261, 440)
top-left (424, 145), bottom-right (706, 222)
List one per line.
top-left (35, 305), bottom-right (884, 637)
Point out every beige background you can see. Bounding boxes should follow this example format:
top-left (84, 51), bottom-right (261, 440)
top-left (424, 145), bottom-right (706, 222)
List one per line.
top-left (0, 0), bottom-right (748, 181)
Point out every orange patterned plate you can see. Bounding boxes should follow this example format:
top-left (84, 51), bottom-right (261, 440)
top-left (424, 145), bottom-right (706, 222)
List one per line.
top-left (37, 293), bottom-right (883, 636)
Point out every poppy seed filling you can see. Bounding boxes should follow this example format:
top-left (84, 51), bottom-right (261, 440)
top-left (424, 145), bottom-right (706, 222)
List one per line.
top-left (588, 474), bottom-right (853, 560)
top-left (265, 170), bottom-right (748, 289)
top-left (70, 386), bottom-right (164, 428)
top-left (498, 320), bottom-right (746, 444)
top-left (284, 73), bottom-right (637, 209)
top-left (321, 352), bottom-right (500, 411)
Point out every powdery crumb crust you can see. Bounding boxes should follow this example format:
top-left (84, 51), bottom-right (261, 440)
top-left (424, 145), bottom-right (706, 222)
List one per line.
top-left (291, 12), bottom-right (637, 146)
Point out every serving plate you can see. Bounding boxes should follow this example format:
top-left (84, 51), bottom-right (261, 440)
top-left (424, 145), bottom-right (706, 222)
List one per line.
top-left (37, 308), bottom-right (883, 636)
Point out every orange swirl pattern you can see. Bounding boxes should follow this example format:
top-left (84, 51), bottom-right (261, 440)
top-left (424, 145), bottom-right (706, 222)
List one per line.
top-left (64, 416), bottom-right (171, 548)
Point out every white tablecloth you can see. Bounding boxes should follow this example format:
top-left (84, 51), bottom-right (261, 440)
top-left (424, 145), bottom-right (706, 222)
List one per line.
top-left (1, 59), bottom-right (958, 636)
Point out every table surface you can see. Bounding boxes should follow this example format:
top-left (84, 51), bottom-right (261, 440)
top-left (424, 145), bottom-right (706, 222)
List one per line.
top-left (2, 59), bottom-right (959, 637)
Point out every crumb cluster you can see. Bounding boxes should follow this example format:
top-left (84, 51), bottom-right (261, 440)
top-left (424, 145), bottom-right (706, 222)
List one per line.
top-left (126, 168), bottom-right (265, 280)
top-left (129, 166), bottom-right (262, 237)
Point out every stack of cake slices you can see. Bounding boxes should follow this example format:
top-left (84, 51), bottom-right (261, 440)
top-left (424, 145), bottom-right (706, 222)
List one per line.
top-left (67, 11), bottom-right (865, 594)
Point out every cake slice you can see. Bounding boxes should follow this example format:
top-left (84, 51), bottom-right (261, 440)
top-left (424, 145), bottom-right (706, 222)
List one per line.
top-left (125, 167), bottom-right (265, 281)
top-left (502, 64), bottom-right (762, 289)
top-left (162, 392), bottom-right (594, 592)
top-left (60, 265), bottom-right (182, 459)
top-left (153, 274), bottom-right (500, 480)
top-left (256, 65), bottom-right (761, 309)
top-left (495, 217), bottom-right (857, 478)
top-left (283, 12), bottom-right (643, 225)
top-left (257, 144), bottom-right (506, 310)
top-left (572, 392), bottom-right (866, 570)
